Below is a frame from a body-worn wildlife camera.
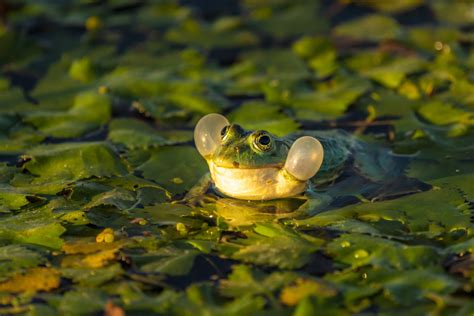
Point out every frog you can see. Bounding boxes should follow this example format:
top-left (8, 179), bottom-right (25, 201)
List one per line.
top-left (192, 113), bottom-right (410, 201)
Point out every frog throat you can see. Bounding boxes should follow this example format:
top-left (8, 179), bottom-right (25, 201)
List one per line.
top-left (208, 160), bottom-right (306, 200)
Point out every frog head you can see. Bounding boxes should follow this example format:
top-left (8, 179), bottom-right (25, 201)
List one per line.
top-left (194, 113), bottom-right (324, 200)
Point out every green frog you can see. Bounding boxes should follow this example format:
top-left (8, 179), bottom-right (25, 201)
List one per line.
top-left (193, 113), bottom-right (404, 201)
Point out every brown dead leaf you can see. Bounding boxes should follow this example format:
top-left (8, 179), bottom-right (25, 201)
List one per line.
top-left (104, 301), bottom-right (125, 316)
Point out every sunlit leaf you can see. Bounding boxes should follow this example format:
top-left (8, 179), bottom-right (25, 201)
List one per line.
top-left (0, 268), bottom-right (60, 293)
top-left (137, 146), bottom-right (207, 195)
top-left (334, 14), bottom-right (400, 41)
top-left (228, 101), bottom-right (299, 136)
top-left (22, 142), bottom-right (128, 184)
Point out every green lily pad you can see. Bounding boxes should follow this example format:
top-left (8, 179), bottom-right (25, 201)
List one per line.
top-left (227, 223), bottom-right (323, 269)
top-left (334, 14), bottom-right (401, 42)
top-left (137, 146), bottom-right (207, 195)
top-left (417, 101), bottom-right (473, 126)
top-left (220, 264), bottom-right (297, 298)
top-left (0, 245), bottom-right (46, 279)
top-left (0, 209), bottom-right (65, 249)
top-left (108, 118), bottom-right (169, 148)
top-left (288, 76), bottom-right (372, 117)
top-left (354, 0), bottom-right (423, 13)
top-left (25, 91), bottom-right (111, 138)
top-left (228, 101), bottom-right (299, 136)
top-left (137, 247), bottom-right (200, 276)
top-left (22, 142), bottom-right (128, 184)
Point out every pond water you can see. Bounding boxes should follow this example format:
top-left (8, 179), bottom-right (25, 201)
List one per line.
top-left (0, 0), bottom-right (474, 315)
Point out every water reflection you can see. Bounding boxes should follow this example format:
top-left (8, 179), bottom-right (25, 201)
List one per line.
top-left (214, 196), bottom-right (307, 227)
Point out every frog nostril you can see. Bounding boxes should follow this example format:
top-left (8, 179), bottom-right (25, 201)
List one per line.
top-left (231, 124), bottom-right (244, 135)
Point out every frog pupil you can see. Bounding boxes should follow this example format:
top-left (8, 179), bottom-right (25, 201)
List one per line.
top-left (220, 126), bottom-right (229, 138)
top-left (259, 135), bottom-right (270, 145)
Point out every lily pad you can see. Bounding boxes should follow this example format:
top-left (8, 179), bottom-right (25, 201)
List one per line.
top-left (137, 146), bottom-right (207, 195)
top-left (22, 142), bottom-right (128, 184)
top-left (228, 101), bottom-right (299, 136)
top-left (334, 14), bottom-right (401, 42)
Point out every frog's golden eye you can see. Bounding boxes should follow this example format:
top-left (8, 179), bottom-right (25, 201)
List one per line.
top-left (254, 133), bottom-right (272, 151)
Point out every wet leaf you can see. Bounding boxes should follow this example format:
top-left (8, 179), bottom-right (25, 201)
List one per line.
top-left (417, 101), bottom-right (473, 126)
top-left (137, 146), bottom-right (207, 195)
top-left (22, 142), bottom-right (128, 184)
top-left (24, 91), bottom-right (111, 138)
top-left (431, 0), bottom-right (474, 26)
top-left (288, 76), bottom-right (372, 117)
top-left (228, 101), bottom-right (299, 136)
top-left (0, 245), bottom-right (46, 278)
top-left (220, 264), bottom-right (297, 298)
top-left (334, 14), bottom-right (401, 41)
top-left (109, 118), bottom-right (193, 148)
top-left (280, 278), bottom-right (338, 306)
top-left (58, 289), bottom-right (108, 315)
top-left (173, 283), bottom-right (266, 316)
top-left (228, 223), bottom-right (323, 269)
top-left (0, 209), bottom-right (65, 249)
top-left (327, 234), bottom-right (440, 270)
top-left (297, 187), bottom-right (472, 238)
top-left (354, 0), bottom-right (423, 13)
top-left (137, 247), bottom-right (200, 276)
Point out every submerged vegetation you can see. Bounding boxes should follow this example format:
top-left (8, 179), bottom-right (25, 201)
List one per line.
top-left (0, 0), bottom-right (474, 314)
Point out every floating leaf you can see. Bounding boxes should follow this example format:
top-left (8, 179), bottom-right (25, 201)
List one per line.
top-left (418, 101), bottom-right (473, 126)
top-left (220, 264), bottom-right (297, 298)
top-left (108, 118), bottom-right (193, 148)
top-left (228, 223), bottom-right (323, 269)
top-left (334, 14), bottom-right (400, 41)
top-left (431, 0), bottom-right (474, 26)
top-left (326, 234), bottom-right (440, 270)
top-left (296, 187), bottom-right (473, 238)
top-left (288, 76), bottom-right (372, 116)
top-left (173, 283), bottom-right (266, 316)
top-left (58, 289), bottom-right (108, 315)
top-left (354, 0), bottom-right (423, 13)
top-left (22, 142), bottom-right (128, 184)
top-left (137, 247), bottom-right (200, 276)
top-left (280, 278), bottom-right (337, 306)
top-left (0, 209), bottom-right (65, 249)
top-left (228, 101), bottom-right (299, 136)
top-left (0, 268), bottom-right (60, 293)
top-left (24, 91), bottom-right (111, 138)
top-left (137, 146), bottom-right (207, 195)
top-left (0, 245), bottom-right (46, 278)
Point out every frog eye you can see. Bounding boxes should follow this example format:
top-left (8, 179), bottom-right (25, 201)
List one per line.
top-left (284, 136), bottom-right (324, 181)
top-left (220, 125), bottom-right (230, 138)
top-left (253, 133), bottom-right (272, 151)
top-left (194, 113), bottom-right (229, 157)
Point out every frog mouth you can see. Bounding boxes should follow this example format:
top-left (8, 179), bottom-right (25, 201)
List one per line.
top-left (208, 161), bottom-right (306, 200)
top-left (211, 159), bottom-right (284, 170)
